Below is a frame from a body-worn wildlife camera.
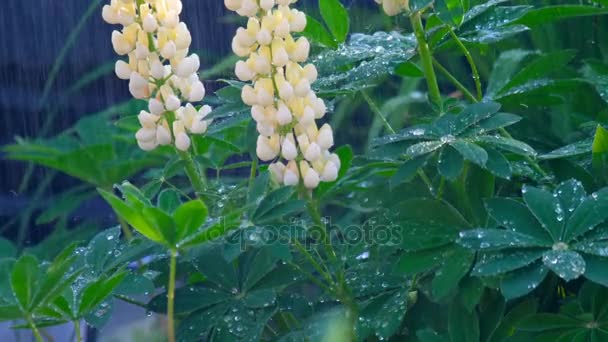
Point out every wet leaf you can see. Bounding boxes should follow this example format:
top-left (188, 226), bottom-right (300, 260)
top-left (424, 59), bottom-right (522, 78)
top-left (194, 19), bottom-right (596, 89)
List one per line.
top-left (501, 262), bottom-right (549, 299)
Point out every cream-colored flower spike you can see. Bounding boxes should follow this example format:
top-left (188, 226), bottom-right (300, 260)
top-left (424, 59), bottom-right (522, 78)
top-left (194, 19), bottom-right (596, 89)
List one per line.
top-left (374, 0), bottom-right (410, 16)
top-left (225, 0), bottom-right (341, 189)
top-left (103, 0), bottom-right (212, 152)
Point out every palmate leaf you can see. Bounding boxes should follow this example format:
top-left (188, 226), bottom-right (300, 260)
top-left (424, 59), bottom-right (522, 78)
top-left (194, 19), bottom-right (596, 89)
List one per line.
top-left (312, 31), bottom-right (417, 95)
top-left (459, 180), bottom-right (608, 294)
top-left (518, 282), bottom-right (608, 340)
top-left (3, 112), bottom-right (161, 187)
top-left (150, 245), bottom-right (291, 341)
top-left (372, 101), bottom-right (531, 179)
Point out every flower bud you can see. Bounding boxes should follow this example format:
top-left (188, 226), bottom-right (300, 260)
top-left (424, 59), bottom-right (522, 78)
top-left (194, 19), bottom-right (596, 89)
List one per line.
top-left (149, 98), bottom-right (165, 115)
top-left (281, 136), bottom-right (298, 160)
top-left (143, 13), bottom-right (158, 32)
top-left (115, 60), bottom-right (132, 80)
top-left (175, 54), bottom-right (200, 78)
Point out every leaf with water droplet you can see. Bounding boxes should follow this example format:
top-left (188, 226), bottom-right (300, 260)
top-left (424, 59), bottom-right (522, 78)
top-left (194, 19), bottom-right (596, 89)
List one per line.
top-left (438, 145), bottom-right (464, 180)
top-left (542, 250), bottom-right (586, 281)
top-left (458, 229), bottom-right (546, 250)
top-left (501, 261), bottom-right (549, 299)
top-left (473, 249), bottom-right (545, 276)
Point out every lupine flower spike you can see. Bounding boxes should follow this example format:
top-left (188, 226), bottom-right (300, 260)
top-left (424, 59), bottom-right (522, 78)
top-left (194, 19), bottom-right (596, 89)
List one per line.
top-left (225, 0), bottom-right (341, 189)
top-left (102, 0), bottom-right (212, 152)
top-left (375, 0), bottom-right (410, 16)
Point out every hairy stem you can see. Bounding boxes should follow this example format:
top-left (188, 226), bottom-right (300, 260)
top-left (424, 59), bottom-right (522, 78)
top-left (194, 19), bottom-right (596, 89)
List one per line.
top-left (411, 12), bottom-right (442, 111)
top-left (178, 150), bottom-right (207, 200)
top-left (167, 249), bottom-right (178, 342)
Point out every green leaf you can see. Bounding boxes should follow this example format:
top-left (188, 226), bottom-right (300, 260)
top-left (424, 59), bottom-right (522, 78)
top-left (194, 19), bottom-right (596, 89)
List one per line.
top-left (475, 136), bottom-right (536, 156)
top-left (541, 250), bottom-right (586, 281)
top-left (513, 5), bottom-right (608, 27)
top-left (358, 288), bottom-right (409, 339)
top-left (393, 199), bottom-right (470, 251)
top-left (449, 300), bottom-right (480, 342)
top-left (432, 247), bottom-right (474, 299)
top-left (592, 125), bottom-right (608, 181)
top-left (458, 229), bottom-right (547, 250)
top-left (149, 286), bottom-right (231, 314)
top-left (78, 272), bottom-right (126, 316)
top-left (501, 262), bottom-right (548, 299)
top-left (518, 313), bottom-right (582, 331)
top-left (319, 0), bottom-right (349, 43)
top-left (581, 61), bottom-right (608, 104)
top-left (409, 0), bottom-right (434, 12)
top-left (252, 187), bottom-right (295, 222)
top-left (472, 249), bottom-right (545, 276)
top-left (485, 198), bottom-right (552, 242)
top-left (451, 140), bottom-right (488, 167)
top-left (313, 31), bottom-right (417, 94)
top-left (0, 305), bottom-right (22, 321)
top-left (301, 15), bottom-right (337, 49)
top-left (417, 329), bottom-right (449, 342)
top-left (31, 246), bottom-right (80, 308)
top-left (157, 189), bottom-right (181, 214)
top-left (459, 277), bottom-right (484, 312)
top-left (395, 246), bottom-right (445, 275)
top-left (435, 0), bottom-right (465, 26)
top-left (522, 185), bottom-right (563, 241)
top-left (142, 207), bottom-right (175, 246)
top-left (584, 254), bottom-right (608, 287)
top-left (476, 113), bottom-right (522, 132)
top-left (485, 147), bottom-right (512, 179)
top-left (173, 200), bottom-right (208, 243)
top-left (254, 200), bottom-right (305, 224)
top-left (438, 145), bottom-right (464, 180)
top-left (452, 102), bottom-right (502, 134)
top-left (407, 141), bottom-right (445, 157)
top-left (395, 61), bottom-right (425, 78)
top-left (566, 188), bottom-right (608, 240)
top-left (10, 255), bottom-right (40, 311)
top-left (497, 50), bottom-right (576, 96)
top-left (390, 156), bottom-right (428, 187)
top-left (540, 139), bottom-right (593, 160)
top-left (486, 49), bottom-right (535, 97)
top-left (487, 298), bottom-right (539, 342)
top-left (98, 189), bottom-right (164, 243)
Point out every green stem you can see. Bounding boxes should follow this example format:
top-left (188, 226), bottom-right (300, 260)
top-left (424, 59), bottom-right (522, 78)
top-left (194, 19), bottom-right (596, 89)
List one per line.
top-left (292, 239), bottom-right (335, 286)
top-left (178, 150), bottom-right (207, 200)
top-left (74, 320), bottom-right (82, 342)
top-left (411, 12), bottom-right (442, 111)
top-left (499, 128), bottom-right (548, 178)
top-left (305, 195), bottom-right (339, 267)
top-left (286, 260), bottom-right (335, 294)
top-left (447, 27), bottom-right (483, 101)
top-left (361, 91), bottom-right (396, 134)
top-left (167, 249), bottom-right (178, 342)
top-left (432, 58), bottom-right (477, 103)
top-left (27, 316), bottom-right (43, 342)
top-left (248, 158), bottom-right (259, 192)
top-left (432, 56), bottom-right (549, 180)
top-left (417, 170), bottom-right (435, 196)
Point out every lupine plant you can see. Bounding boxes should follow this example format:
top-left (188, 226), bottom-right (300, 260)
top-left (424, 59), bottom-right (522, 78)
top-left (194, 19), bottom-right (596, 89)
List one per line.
top-left (3, 0), bottom-right (608, 341)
